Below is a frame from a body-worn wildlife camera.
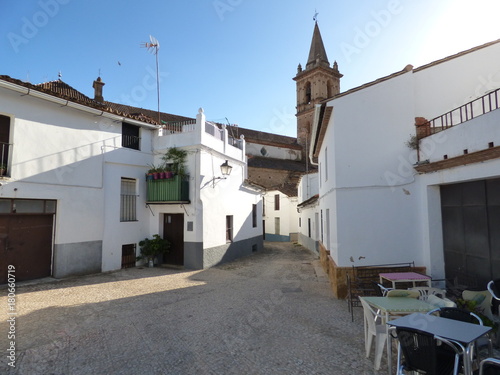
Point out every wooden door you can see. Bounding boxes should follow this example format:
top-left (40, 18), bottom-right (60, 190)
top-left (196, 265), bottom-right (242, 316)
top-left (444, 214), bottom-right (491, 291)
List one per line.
top-left (0, 214), bottom-right (54, 284)
top-left (162, 214), bottom-right (184, 266)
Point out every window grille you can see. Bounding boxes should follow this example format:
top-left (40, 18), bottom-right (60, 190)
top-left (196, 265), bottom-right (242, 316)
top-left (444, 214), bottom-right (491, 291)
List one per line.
top-left (120, 178), bottom-right (137, 221)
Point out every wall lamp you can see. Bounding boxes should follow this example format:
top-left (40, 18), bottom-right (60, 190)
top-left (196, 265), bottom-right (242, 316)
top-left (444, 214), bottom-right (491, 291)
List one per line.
top-left (212, 160), bottom-right (232, 187)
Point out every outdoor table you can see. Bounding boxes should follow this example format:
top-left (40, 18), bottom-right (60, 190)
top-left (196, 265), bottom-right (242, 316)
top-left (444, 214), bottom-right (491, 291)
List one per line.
top-left (387, 312), bottom-right (492, 375)
top-left (360, 296), bottom-right (436, 375)
top-left (379, 271), bottom-right (431, 288)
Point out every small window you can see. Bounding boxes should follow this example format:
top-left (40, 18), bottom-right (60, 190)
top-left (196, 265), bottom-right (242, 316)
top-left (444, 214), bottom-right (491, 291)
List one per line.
top-left (262, 198), bottom-right (265, 216)
top-left (275, 217), bottom-right (280, 235)
top-left (305, 82), bottom-right (312, 104)
top-left (121, 244), bottom-right (136, 269)
top-left (226, 215), bottom-right (233, 242)
top-left (122, 123), bottom-right (140, 150)
top-left (120, 178), bottom-right (137, 222)
top-left (274, 194), bottom-right (280, 211)
top-left (324, 147), bottom-right (328, 182)
top-left (252, 204), bottom-right (257, 227)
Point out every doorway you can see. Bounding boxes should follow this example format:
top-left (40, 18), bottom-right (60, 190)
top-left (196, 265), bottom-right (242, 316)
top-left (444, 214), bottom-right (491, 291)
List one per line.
top-left (0, 214), bottom-right (54, 283)
top-left (441, 178), bottom-right (500, 287)
top-left (163, 214), bottom-right (184, 266)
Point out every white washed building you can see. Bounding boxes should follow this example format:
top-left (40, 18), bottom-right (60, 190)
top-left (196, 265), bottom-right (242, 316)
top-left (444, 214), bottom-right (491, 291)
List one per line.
top-left (309, 39), bottom-right (500, 297)
top-left (0, 76), bottom-right (263, 283)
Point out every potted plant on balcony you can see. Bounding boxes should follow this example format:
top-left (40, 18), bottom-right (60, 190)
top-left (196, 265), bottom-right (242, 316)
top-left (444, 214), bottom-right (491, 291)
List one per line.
top-left (146, 164), bottom-right (161, 180)
top-left (162, 147), bottom-right (187, 178)
top-left (136, 234), bottom-right (171, 267)
top-left (0, 164), bottom-right (6, 176)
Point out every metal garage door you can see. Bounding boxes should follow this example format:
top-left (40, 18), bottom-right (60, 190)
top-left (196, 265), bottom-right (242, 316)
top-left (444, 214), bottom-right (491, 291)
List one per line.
top-left (0, 199), bottom-right (55, 284)
top-left (441, 178), bottom-right (500, 287)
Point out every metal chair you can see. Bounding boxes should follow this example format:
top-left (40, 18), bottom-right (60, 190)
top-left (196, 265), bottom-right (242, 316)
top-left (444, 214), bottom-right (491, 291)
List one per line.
top-left (427, 307), bottom-right (493, 366)
top-left (427, 307), bottom-right (483, 325)
top-left (372, 281), bottom-right (392, 296)
top-left (487, 279), bottom-right (500, 301)
top-left (394, 326), bottom-right (464, 375)
top-left (479, 357), bottom-right (500, 375)
top-left (359, 297), bottom-right (388, 370)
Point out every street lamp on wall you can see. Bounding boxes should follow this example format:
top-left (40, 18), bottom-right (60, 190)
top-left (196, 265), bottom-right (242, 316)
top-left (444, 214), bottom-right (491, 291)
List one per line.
top-left (212, 160), bottom-right (232, 187)
top-left (220, 160), bottom-right (232, 177)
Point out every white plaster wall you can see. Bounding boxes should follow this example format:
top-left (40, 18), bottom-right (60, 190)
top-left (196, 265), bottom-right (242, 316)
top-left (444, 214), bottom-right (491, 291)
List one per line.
top-left (298, 172), bottom-right (319, 202)
top-left (263, 190), bottom-right (297, 238)
top-left (420, 109), bottom-right (500, 163)
top-left (101, 161), bottom-right (151, 272)
top-left (200, 151), bottom-right (262, 248)
top-left (246, 142), bottom-right (301, 161)
top-left (413, 42), bottom-right (500, 120)
top-left (0, 86), bottom-right (160, 273)
top-left (319, 72), bottom-right (423, 267)
top-left (298, 204), bottom-right (318, 239)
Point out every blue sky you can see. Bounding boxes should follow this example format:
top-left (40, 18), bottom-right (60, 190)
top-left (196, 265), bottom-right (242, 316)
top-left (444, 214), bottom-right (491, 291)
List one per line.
top-left (1, 0), bottom-right (500, 137)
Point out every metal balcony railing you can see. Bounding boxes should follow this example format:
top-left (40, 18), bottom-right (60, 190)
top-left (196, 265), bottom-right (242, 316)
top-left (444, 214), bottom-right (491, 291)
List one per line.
top-left (422, 88), bottom-right (500, 137)
top-left (146, 175), bottom-right (189, 203)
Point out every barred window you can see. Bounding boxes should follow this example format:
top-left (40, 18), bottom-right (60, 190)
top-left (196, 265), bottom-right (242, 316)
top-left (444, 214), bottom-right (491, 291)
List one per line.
top-left (122, 123), bottom-right (140, 150)
top-left (120, 178), bottom-right (137, 222)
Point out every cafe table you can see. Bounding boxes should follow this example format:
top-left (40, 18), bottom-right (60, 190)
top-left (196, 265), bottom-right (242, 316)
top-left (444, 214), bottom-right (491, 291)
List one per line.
top-left (360, 296), bottom-right (436, 375)
top-left (387, 312), bottom-right (492, 375)
top-left (379, 271), bottom-right (431, 288)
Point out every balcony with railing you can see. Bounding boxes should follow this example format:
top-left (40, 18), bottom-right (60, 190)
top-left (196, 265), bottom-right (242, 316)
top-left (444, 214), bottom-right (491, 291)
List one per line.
top-left (417, 88), bottom-right (500, 139)
top-left (155, 108), bottom-right (246, 163)
top-left (146, 175), bottom-right (190, 204)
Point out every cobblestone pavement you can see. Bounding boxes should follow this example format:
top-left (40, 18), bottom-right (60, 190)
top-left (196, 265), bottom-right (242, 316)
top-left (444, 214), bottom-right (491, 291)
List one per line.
top-left (0, 242), bottom-right (391, 374)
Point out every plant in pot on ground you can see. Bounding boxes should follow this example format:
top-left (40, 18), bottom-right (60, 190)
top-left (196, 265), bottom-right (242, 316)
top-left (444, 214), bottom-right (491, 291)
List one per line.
top-left (136, 234), bottom-right (171, 267)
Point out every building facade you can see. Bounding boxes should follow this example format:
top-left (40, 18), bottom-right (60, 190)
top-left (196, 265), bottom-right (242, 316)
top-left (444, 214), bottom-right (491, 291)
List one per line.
top-left (0, 76), bottom-right (263, 283)
top-left (308, 37), bottom-right (500, 297)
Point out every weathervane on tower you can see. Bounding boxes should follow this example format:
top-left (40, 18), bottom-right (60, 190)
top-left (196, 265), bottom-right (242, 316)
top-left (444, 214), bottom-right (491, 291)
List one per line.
top-left (313, 10), bottom-right (318, 22)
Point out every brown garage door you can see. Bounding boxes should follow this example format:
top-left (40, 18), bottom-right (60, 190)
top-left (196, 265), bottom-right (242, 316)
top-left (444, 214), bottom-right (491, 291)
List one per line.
top-left (0, 214), bottom-right (54, 284)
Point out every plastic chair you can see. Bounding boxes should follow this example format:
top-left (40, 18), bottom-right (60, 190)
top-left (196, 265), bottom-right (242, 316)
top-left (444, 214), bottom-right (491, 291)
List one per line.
top-left (409, 286), bottom-right (446, 300)
top-left (395, 326), bottom-right (464, 375)
top-left (359, 298), bottom-right (388, 370)
top-left (386, 289), bottom-right (419, 298)
top-left (479, 357), bottom-right (500, 375)
top-left (372, 281), bottom-right (392, 296)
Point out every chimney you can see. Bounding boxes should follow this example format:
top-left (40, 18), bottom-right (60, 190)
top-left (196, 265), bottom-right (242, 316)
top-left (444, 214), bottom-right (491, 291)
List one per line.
top-left (92, 77), bottom-right (105, 102)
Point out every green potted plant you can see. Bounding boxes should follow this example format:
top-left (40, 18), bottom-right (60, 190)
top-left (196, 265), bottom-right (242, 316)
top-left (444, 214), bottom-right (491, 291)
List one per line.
top-left (0, 164), bottom-right (6, 176)
top-left (162, 147), bottom-right (187, 178)
top-left (136, 234), bottom-right (171, 267)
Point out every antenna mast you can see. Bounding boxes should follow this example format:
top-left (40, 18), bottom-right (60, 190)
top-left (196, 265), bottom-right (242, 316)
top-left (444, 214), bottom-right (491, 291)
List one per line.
top-left (141, 35), bottom-right (161, 124)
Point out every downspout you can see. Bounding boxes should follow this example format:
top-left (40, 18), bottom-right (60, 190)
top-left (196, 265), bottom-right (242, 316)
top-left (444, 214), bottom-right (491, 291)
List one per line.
top-left (309, 103), bottom-right (325, 166)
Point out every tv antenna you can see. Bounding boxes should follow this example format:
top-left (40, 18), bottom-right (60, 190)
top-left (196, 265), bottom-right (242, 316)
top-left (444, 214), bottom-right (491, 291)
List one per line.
top-left (141, 35), bottom-right (161, 124)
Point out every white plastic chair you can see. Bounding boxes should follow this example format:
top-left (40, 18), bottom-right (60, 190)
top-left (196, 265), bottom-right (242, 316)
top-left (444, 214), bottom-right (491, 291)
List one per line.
top-left (359, 298), bottom-right (388, 370)
top-left (409, 286), bottom-right (446, 300)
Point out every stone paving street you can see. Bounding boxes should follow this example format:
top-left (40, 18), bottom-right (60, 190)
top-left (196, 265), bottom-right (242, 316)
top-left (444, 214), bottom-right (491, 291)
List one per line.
top-left (0, 242), bottom-right (388, 374)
